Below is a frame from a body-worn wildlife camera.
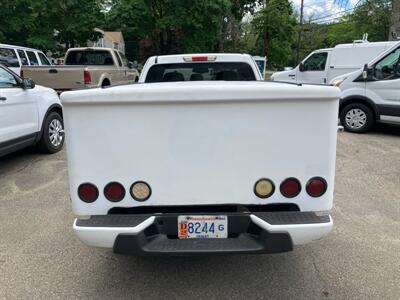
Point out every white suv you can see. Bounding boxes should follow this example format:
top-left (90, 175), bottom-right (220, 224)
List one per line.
top-left (0, 43), bottom-right (52, 76)
top-left (0, 65), bottom-right (64, 156)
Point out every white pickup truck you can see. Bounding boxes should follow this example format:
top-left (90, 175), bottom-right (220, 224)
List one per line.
top-left (22, 47), bottom-right (139, 93)
top-left (61, 54), bottom-right (339, 255)
top-left (138, 53), bottom-right (263, 82)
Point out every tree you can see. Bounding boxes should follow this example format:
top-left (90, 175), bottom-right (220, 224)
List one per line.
top-left (0, 0), bottom-right (104, 52)
top-left (106, 0), bottom-right (231, 61)
top-left (251, 0), bottom-right (297, 68)
top-left (298, 0), bottom-right (391, 64)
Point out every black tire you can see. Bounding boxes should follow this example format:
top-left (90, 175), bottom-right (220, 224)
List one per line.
top-left (102, 79), bottom-right (110, 87)
top-left (340, 103), bottom-right (374, 133)
top-left (37, 111), bottom-right (65, 154)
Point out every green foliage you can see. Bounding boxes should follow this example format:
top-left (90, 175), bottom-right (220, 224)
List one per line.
top-left (250, 0), bottom-right (297, 68)
top-left (299, 0), bottom-right (390, 63)
top-left (0, 0), bottom-right (392, 66)
top-left (106, 0), bottom-right (231, 60)
top-left (0, 0), bottom-right (104, 52)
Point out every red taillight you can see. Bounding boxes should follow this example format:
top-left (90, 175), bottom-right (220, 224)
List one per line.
top-left (183, 55), bottom-right (217, 62)
top-left (191, 56), bottom-right (209, 62)
top-left (306, 177), bottom-right (327, 197)
top-left (83, 68), bottom-right (91, 84)
top-left (78, 183), bottom-right (99, 203)
top-left (20, 69), bottom-right (24, 78)
top-left (104, 182), bottom-right (125, 202)
top-left (280, 178), bottom-right (301, 198)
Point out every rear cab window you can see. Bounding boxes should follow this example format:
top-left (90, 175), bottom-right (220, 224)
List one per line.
top-left (26, 51), bottom-right (39, 65)
top-left (17, 50), bottom-right (29, 66)
top-left (65, 50), bottom-right (114, 65)
top-left (145, 62), bottom-right (257, 83)
top-left (114, 50), bottom-right (123, 67)
top-left (119, 52), bottom-right (129, 66)
top-left (38, 52), bottom-right (51, 65)
top-left (0, 48), bottom-right (20, 68)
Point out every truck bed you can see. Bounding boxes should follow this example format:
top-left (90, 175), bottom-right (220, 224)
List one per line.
top-left (61, 81), bottom-right (340, 216)
top-left (22, 65), bottom-right (85, 92)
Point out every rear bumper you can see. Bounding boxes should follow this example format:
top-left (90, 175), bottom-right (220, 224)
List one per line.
top-left (73, 212), bottom-right (332, 255)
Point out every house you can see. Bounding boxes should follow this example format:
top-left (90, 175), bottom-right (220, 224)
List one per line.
top-left (89, 28), bottom-right (125, 54)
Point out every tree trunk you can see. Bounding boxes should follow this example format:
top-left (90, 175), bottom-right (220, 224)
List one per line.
top-left (389, 0), bottom-right (400, 40)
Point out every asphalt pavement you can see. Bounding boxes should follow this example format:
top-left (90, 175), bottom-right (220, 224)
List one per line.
top-left (0, 124), bottom-right (399, 300)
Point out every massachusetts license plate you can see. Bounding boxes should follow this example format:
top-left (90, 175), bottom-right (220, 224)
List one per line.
top-left (178, 215), bottom-right (228, 239)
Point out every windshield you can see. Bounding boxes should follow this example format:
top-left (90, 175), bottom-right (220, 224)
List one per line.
top-left (145, 62), bottom-right (256, 83)
top-left (65, 50), bottom-right (114, 65)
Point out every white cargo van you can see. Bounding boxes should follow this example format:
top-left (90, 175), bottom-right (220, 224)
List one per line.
top-left (271, 41), bottom-right (397, 85)
top-left (331, 41), bottom-right (400, 132)
top-left (0, 44), bottom-right (52, 75)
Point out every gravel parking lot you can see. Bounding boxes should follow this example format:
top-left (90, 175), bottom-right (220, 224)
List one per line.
top-left (0, 124), bottom-right (399, 300)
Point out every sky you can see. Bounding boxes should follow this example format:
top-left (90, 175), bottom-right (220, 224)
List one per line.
top-left (291, 0), bottom-right (362, 23)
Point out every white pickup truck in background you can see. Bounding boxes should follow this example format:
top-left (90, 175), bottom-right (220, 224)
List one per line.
top-left (61, 74), bottom-right (339, 255)
top-left (139, 53), bottom-right (263, 82)
top-left (22, 47), bottom-right (139, 93)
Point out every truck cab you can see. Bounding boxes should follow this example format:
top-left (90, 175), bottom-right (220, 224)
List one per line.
top-left (283, 49), bottom-right (332, 85)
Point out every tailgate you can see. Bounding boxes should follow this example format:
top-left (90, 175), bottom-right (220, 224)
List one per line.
top-left (61, 82), bottom-right (340, 216)
top-left (22, 66), bottom-right (85, 91)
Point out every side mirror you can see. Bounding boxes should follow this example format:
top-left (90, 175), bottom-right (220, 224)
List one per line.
top-left (362, 64), bottom-right (368, 80)
top-left (21, 78), bottom-right (35, 89)
top-left (128, 61), bottom-right (138, 69)
top-left (299, 62), bottom-right (305, 72)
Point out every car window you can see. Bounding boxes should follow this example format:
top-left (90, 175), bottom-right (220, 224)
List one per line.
top-left (303, 52), bottom-right (328, 71)
top-left (373, 47), bottom-right (400, 81)
top-left (114, 50), bottom-right (122, 67)
top-left (145, 62), bottom-right (256, 83)
top-left (0, 67), bottom-right (18, 87)
top-left (17, 50), bottom-right (29, 66)
top-left (26, 51), bottom-right (39, 65)
top-left (38, 52), bottom-right (51, 65)
top-left (65, 50), bottom-right (114, 65)
top-left (119, 52), bottom-right (129, 66)
top-left (0, 48), bottom-right (19, 68)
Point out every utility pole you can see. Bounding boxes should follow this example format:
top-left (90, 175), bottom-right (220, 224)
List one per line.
top-left (296, 0), bottom-right (304, 65)
top-left (389, 0), bottom-right (400, 40)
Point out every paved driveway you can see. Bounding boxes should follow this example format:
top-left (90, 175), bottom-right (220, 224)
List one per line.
top-left (1, 124), bottom-right (399, 299)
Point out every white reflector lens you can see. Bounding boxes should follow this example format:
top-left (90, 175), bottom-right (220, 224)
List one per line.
top-left (130, 181), bottom-right (151, 201)
top-left (254, 179), bottom-right (275, 198)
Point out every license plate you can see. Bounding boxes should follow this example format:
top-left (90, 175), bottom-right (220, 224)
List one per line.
top-left (178, 215), bottom-right (228, 239)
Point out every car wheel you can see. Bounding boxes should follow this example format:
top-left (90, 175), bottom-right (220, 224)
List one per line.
top-left (37, 111), bottom-right (65, 153)
top-left (340, 103), bottom-right (374, 133)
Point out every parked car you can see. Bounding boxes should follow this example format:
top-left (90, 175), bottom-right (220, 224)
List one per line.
top-left (22, 47), bottom-right (139, 93)
top-left (61, 80), bottom-right (339, 255)
top-left (331, 41), bottom-right (400, 133)
top-left (0, 65), bottom-right (64, 157)
top-left (271, 41), bottom-right (397, 85)
top-left (0, 43), bottom-right (52, 75)
top-left (139, 53), bottom-right (263, 82)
